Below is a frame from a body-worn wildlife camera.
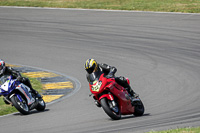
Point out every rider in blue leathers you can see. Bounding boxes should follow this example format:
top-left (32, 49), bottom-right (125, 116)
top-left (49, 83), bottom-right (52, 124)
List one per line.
top-left (0, 59), bottom-right (41, 101)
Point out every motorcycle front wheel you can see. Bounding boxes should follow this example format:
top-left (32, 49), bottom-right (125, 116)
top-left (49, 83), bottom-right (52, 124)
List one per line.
top-left (11, 95), bottom-right (30, 115)
top-left (100, 98), bottom-right (121, 120)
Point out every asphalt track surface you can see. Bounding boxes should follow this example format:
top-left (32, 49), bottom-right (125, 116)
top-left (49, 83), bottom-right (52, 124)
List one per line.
top-left (0, 7), bottom-right (200, 133)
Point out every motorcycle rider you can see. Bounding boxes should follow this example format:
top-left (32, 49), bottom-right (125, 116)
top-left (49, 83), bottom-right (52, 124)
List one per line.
top-left (0, 59), bottom-right (42, 101)
top-left (84, 58), bottom-right (138, 107)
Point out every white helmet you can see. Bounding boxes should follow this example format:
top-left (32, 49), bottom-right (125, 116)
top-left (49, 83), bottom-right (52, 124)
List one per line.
top-left (0, 59), bottom-right (5, 75)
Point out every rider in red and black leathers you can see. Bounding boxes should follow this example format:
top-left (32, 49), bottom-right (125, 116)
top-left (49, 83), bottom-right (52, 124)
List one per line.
top-left (84, 59), bottom-right (138, 106)
top-left (0, 59), bottom-right (41, 98)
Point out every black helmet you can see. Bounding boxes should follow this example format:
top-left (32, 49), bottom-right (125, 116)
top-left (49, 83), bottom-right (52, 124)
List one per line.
top-left (84, 59), bottom-right (98, 74)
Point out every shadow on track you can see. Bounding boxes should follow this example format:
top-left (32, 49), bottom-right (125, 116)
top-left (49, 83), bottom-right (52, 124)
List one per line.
top-left (121, 113), bottom-right (150, 120)
top-left (13, 109), bottom-right (50, 116)
top-left (105, 113), bottom-right (151, 121)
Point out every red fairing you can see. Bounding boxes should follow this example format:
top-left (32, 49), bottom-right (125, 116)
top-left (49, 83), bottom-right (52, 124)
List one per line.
top-left (89, 73), bottom-right (135, 115)
top-left (99, 94), bottom-right (114, 101)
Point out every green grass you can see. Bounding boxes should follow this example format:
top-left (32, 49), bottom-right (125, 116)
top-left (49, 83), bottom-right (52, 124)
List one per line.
top-left (0, 75), bottom-right (42, 116)
top-left (0, 0), bottom-right (200, 13)
top-left (148, 127), bottom-right (200, 133)
top-left (0, 99), bottom-right (17, 115)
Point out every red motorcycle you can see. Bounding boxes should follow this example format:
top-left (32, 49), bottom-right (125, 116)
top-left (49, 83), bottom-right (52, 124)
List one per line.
top-left (88, 72), bottom-right (144, 120)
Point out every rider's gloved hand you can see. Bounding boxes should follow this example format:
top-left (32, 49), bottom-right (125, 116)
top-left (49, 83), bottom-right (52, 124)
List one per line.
top-left (105, 74), bottom-right (114, 78)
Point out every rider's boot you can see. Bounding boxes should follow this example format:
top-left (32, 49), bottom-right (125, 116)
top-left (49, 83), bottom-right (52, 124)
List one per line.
top-left (94, 100), bottom-right (101, 107)
top-left (93, 96), bottom-right (101, 107)
top-left (3, 96), bottom-right (11, 105)
top-left (125, 86), bottom-right (139, 106)
top-left (31, 89), bottom-right (42, 99)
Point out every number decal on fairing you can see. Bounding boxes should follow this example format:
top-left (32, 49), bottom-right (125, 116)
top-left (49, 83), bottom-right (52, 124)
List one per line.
top-left (92, 81), bottom-right (102, 92)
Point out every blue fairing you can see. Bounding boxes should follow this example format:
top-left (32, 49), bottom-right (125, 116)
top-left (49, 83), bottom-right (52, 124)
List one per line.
top-left (0, 75), bottom-right (20, 96)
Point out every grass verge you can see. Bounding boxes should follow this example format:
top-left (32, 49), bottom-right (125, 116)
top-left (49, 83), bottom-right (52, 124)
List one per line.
top-left (0, 0), bottom-right (200, 13)
top-left (148, 127), bottom-right (200, 133)
top-left (0, 75), bottom-right (42, 116)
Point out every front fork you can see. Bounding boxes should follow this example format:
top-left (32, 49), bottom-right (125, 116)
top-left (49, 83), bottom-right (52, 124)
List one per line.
top-left (10, 93), bottom-right (26, 104)
top-left (99, 93), bottom-right (119, 113)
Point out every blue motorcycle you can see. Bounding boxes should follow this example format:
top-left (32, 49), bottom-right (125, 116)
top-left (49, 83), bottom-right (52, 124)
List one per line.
top-left (0, 75), bottom-right (46, 115)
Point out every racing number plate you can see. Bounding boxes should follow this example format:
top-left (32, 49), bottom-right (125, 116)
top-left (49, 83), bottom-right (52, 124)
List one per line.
top-left (92, 81), bottom-right (102, 92)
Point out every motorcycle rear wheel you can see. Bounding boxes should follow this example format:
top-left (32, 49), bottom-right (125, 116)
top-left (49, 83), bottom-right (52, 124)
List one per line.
top-left (100, 98), bottom-right (121, 120)
top-left (133, 100), bottom-right (145, 116)
top-left (11, 95), bottom-right (30, 115)
top-left (35, 98), bottom-right (46, 111)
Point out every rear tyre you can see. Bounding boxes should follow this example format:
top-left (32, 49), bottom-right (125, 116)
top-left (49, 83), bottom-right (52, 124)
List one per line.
top-left (35, 98), bottom-right (46, 111)
top-left (100, 98), bottom-right (121, 120)
top-left (11, 95), bottom-right (30, 115)
top-left (133, 100), bottom-right (144, 116)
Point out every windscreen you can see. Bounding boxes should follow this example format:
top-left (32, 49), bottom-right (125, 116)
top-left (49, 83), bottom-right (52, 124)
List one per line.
top-left (87, 71), bottom-right (103, 85)
top-left (0, 75), bottom-right (10, 85)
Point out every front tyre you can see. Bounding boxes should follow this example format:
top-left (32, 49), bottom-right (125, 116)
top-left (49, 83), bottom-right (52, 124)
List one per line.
top-left (11, 95), bottom-right (29, 115)
top-left (100, 98), bottom-right (121, 120)
top-left (35, 98), bottom-right (46, 111)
